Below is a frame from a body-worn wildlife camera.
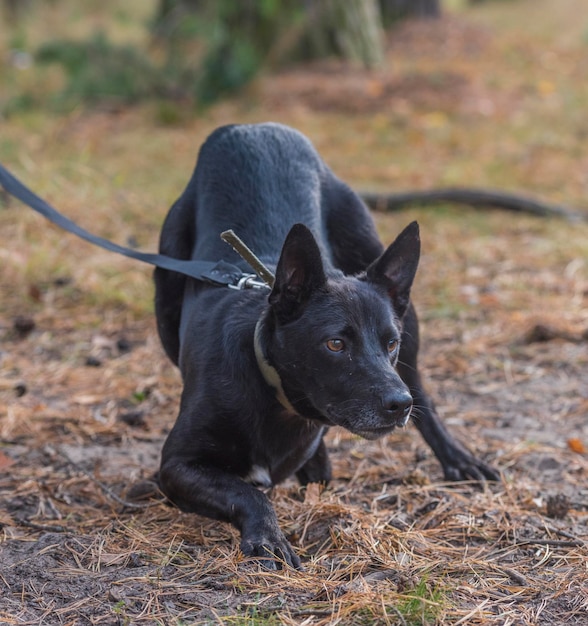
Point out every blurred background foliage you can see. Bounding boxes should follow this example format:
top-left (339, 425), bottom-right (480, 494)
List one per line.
top-left (0, 0), bottom-right (506, 113)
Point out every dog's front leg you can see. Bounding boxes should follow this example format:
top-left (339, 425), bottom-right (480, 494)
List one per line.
top-left (159, 462), bottom-right (301, 569)
top-left (406, 377), bottom-right (500, 481)
top-left (399, 305), bottom-right (500, 482)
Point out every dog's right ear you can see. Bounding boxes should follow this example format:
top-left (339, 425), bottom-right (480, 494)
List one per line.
top-left (269, 224), bottom-right (327, 320)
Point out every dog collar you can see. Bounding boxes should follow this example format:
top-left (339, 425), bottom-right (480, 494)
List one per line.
top-left (254, 320), bottom-right (298, 414)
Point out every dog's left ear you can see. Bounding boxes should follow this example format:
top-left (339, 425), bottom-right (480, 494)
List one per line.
top-left (365, 221), bottom-right (420, 319)
top-left (269, 223), bottom-right (327, 321)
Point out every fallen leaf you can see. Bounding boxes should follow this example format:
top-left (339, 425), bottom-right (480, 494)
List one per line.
top-left (420, 111), bottom-right (448, 129)
top-left (72, 395), bottom-right (103, 405)
top-left (366, 79), bottom-right (384, 98)
top-left (537, 80), bottom-right (556, 96)
top-left (567, 438), bottom-right (586, 454)
top-left (0, 451), bottom-right (15, 470)
top-left (304, 482), bottom-right (323, 505)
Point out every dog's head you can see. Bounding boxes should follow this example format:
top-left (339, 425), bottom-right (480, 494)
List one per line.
top-left (260, 222), bottom-right (420, 439)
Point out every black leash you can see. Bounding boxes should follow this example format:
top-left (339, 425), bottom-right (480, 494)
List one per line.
top-left (0, 162), bottom-right (270, 291)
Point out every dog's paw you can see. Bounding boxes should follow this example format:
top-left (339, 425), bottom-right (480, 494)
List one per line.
top-left (240, 528), bottom-right (301, 570)
top-left (442, 447), bottom-right (500, 483)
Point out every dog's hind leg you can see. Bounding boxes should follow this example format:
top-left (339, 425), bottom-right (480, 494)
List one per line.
top-left (323, 181), bottom-right (385, 274)
top-left (397, 304), bottom-right (500, 481)
top-left (154, 195), bottom-right (196, 366)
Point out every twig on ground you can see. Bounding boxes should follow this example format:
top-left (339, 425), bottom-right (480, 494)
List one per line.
top-left (516, 538), bottom-right (584, 548)
top-left (453, 598), bottom-right (491, 625)
top-left (18, 519), bottom-right (69, 533)
top-left (361, 188), bottom-right (587, 223)
top-left (495, 566), bottom-right (528, 587)
top-left (542, 524), bottom-right (586, 545)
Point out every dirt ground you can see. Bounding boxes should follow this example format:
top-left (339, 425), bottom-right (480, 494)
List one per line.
top-left (1, 224), bottom-right (586, 625)
top-left (1, 7), bottom-right (588, 626)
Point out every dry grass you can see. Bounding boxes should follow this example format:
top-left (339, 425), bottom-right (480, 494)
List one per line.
top-left (1, 1), bottom-right (588, 624)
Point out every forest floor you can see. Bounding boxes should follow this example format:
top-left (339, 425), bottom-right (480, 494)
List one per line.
top-left (1, 1), bottom-right (587, 624)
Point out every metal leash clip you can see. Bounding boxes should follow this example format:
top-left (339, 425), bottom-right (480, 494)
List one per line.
top-left (230, 274), bottom-right (272, 291)
top-left (220, 230), bottom-right (275, 290)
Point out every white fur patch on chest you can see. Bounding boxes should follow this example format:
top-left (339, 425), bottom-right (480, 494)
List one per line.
top-left (244, 464), bottom-right (273, 488)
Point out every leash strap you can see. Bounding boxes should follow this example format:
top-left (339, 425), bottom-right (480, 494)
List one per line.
top-left (0, 162), bottom-right (266, 289)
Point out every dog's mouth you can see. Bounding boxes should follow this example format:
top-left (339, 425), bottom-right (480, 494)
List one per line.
top-left (324, 404), bottom-right (411, 439)
top-left (349, 423), bottom-right (406, 440)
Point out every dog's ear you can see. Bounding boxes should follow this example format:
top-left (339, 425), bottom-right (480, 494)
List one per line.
top-left (365, 221), bottom-right (420, 319)
top-left (269, 224), bottom-right (327, 320)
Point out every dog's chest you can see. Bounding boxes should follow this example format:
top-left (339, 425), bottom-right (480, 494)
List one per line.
top-left (244, 417), bottom-right (325, 487)
top-left (244, 464), bottom-right (273, 488)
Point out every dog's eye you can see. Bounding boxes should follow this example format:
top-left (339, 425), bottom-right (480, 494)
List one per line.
top-left (326, 338), bottom-right (345, 352)
top-left (387, 339), bottom-right (399, 355)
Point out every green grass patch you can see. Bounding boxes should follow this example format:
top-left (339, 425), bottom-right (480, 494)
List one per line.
top-left (34, 31), bottom-right (163, 109)
top-left (396, 578), bottom-right (446, 625)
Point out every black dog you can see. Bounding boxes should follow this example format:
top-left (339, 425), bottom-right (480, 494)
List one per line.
top-left (154, 123), bottom-right (498, 568)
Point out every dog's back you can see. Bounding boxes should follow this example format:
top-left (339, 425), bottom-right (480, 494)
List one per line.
top-left (185, 123), bottom-right (330, 266)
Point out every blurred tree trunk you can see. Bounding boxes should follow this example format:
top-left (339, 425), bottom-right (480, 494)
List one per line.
top-left (155, 0), bottom-right (201, 23)
top-left (380, 0), bottom-right (441, 26)
top-left (154, 0), bottom-right (386, 68)
top-left (308, 0), bottom-right (385, 69)
top-left (152, 0), bottom-right (447, 102)
top-left (2, 0), bottom-right (31, 22)
top-left (153, 0), bottom-right (202, 38)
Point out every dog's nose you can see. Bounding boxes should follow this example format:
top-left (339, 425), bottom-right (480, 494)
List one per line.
top-left (382, 391), bottom-right (413, 425)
